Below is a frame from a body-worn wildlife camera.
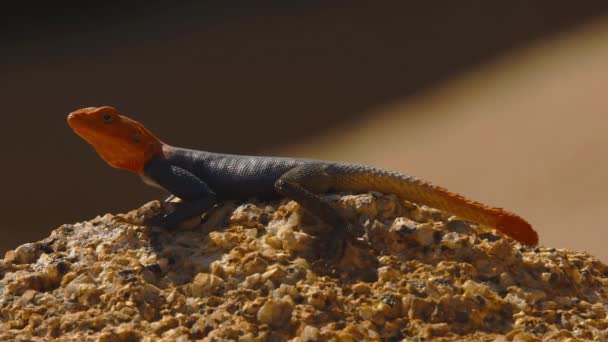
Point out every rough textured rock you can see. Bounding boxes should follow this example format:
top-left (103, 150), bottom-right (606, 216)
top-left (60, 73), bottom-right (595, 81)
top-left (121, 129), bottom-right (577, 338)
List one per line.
top-left (1, 193), bottom-right (607, 341)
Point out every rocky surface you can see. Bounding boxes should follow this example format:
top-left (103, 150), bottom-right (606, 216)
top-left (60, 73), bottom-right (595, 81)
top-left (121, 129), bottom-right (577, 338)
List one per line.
top-left (1, 193), bottom-right (607, 341)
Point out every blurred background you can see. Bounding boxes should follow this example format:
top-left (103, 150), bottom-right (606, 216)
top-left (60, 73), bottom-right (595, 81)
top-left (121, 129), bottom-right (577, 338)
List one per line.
top-left (2, 1), bottom-right (608, 261)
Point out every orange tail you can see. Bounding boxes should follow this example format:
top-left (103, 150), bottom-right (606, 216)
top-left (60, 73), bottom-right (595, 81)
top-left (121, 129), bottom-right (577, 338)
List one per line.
top-left (495, 211), bottom-right (538, 245)
top-left (332, 166), bottom-right (539, 245)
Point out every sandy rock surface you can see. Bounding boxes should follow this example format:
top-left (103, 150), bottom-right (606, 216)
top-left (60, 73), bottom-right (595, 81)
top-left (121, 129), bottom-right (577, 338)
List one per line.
top-left (1, 194), bottom-right (607, 341)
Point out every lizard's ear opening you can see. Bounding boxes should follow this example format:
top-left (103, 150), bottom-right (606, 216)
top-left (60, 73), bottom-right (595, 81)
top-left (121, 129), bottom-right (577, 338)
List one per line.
top-left (132, 121), bottom-right (164, 163)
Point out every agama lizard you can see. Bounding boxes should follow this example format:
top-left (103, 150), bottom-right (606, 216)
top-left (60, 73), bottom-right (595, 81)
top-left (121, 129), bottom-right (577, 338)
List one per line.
top-left (67, 106), bottom-right (538, 250)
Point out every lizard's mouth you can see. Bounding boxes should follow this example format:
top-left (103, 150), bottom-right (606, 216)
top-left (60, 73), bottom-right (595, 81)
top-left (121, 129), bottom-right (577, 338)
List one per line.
top-left (67, 111), bottom-right (90, 136)
top-left (67, 107), bottom-right (97, 124)
top-left (67, 108), bottom-right (95, 129)
top-left (67, 111), bottom-right (99, 145)
top-left (66, 111), bottom-right (81, 128)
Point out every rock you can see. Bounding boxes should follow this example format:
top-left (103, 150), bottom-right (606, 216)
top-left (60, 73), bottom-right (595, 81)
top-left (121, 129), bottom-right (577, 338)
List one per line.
top-left (12, 243), bottom-right (39, 264)
top-left (189, 273), bottom-right (224, 297)
top-left (0, 194), bottom-right (607, 340)
top-left (257, 297), bottom-right (294, 328)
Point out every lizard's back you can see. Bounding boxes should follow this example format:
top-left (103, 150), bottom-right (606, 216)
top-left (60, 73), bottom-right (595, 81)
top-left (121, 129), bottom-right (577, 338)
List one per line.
top-left (164, 147), bottom-right (333, 199)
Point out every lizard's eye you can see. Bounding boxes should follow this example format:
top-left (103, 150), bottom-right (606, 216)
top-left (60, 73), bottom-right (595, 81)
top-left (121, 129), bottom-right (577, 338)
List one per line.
top-left (103, 114), bottom-right (113, 124)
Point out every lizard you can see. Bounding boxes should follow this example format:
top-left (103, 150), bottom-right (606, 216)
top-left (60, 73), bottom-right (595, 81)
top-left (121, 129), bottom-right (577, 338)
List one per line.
top-left (67, 106), bottom-right (539, 254)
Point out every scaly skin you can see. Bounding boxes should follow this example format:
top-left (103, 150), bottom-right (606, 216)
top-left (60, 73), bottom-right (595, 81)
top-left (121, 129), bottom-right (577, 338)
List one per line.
top-left (67, 106), bottom-right (539, 247)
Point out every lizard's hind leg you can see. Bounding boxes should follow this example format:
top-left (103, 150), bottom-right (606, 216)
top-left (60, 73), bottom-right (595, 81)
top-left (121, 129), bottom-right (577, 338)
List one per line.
top-left (274, 164), bottom-right (352, 260)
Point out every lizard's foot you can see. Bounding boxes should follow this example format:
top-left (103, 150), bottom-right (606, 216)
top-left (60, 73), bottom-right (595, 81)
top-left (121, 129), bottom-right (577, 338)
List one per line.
top-left (145, 198), bottom-right (213, 229)
top-left (317, 221), bottom-right (362, 262)
top-left (142, 200), bottom-right (192, 228)
top-left (144, 212), bottom-right (177, 228)
top-left (313, 223), bottom-right (378, 281)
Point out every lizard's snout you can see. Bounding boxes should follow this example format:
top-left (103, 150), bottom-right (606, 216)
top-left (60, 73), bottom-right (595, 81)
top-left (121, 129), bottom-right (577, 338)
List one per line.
top-left (67, 112), bottom-right (79, 128)
top-left (67, 109), bottom-right (93, 129)
top-left (67, 109), bottom-right (94, 135)
top-left (67, 110), bottom-right (84, 122)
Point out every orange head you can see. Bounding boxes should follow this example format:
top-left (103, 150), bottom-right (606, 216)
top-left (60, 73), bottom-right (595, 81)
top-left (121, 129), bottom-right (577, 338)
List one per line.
top-left (67, 106), bottom-right (163, 173)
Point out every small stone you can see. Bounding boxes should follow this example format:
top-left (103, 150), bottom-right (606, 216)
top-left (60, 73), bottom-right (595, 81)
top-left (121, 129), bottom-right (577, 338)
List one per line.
top-left (208, 231), bottom-right (241, 250)
top-left (13, 243), bottom-right (39, 264)
top-left (352, 282), bottom-right (371, 295)
top-left (505, 293), bottom-right (528, 311)
top-left (261, 266), bottom-right (287, 285)
top-left (358, 305), bottom-right (374, 320)
top-left (378, 266), bottom-right (401, 283)
top-left (257, 297), bottom-right (294, 328)
top-left (190, 273), bottom-right (224, 297)
top-left (277, 226), bottom-right (314, 253)
top-left (413, 224), bottom-right (436, 246)
top-left (441, 232), bottom-right (463, 249)
top-left (63, 273), bottom-right (100, 306)
top-left (423, 323), bottom-right (450, 338)
top-left (19, 289), bottom-right (38, 305)
top-left (306, 289), bottom-right (327, 309)
top-left (297, 325), bottom-right (320, 341)
top-left (151, 316), bottom-right (179, 335)
top-left (230, 204), bottom-right (265, 227)
top-left (3, 250), bottom-right (16, 264)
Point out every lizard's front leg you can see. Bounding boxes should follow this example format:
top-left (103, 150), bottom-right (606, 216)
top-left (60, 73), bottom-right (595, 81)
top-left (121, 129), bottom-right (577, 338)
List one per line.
top-left (143, 159), bottom-right (217, 228)
top-left (274, 164), bottom-right (354, 259)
